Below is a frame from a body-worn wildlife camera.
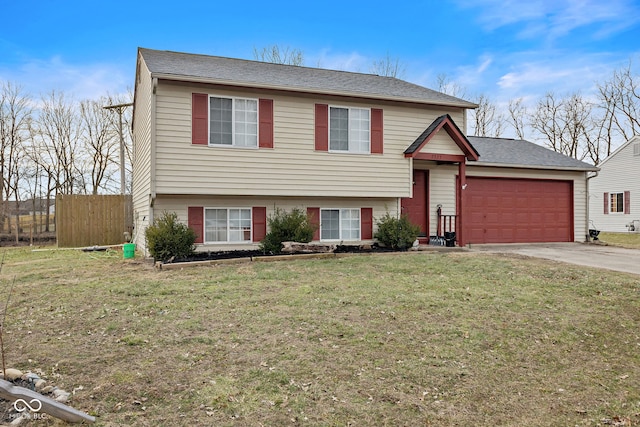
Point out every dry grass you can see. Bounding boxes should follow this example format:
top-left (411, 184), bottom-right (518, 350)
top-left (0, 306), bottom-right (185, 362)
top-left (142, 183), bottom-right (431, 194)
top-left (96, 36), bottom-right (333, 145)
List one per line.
top-left (1, 247), bottom-right (639, 426)
top-left (598, 232), bottom-right (640, 249)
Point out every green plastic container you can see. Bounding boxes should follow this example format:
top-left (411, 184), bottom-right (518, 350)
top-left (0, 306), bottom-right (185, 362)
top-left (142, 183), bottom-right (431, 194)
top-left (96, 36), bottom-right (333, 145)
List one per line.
top-left (123, 243), bottom-right (136, 259)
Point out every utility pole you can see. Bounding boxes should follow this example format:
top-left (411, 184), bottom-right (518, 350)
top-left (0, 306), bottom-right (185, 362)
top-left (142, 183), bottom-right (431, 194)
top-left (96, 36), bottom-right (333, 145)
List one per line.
top-left (103, 102), bottom-right (133, 194)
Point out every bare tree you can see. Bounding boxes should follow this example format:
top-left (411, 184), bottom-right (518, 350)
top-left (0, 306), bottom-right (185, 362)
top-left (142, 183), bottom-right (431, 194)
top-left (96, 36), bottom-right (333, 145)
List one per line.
top-left (253, 45), bottom-right (304, 66)
top-left (434, 73), bottom-right (467, 99)
top-left (370, 53), bottom-right (405, 78)
top-left (30, 91), bottom-right (81, 229)
top-left (530, 92), bottom-right (594, 161)
top-left (507, 97), bottom-right (528, 140)
top-left (531, 92), bottom-right (564, 154)
top-left (470, 94), bottom-right (505, 137)
top-left (79, 97), bottom-right (120, 194)
top-left (0, 82), bottom-right (32, 239)
top-left (596, 60), bottom-right (640, 157)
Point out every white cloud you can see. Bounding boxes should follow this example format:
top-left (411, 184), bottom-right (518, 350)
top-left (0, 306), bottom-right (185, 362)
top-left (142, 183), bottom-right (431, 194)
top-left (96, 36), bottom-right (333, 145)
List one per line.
top-left (494, 52), bottom-right (623, 98)
top-left (454, 0), bottom-right (640, 41)
top-left (310, 49), bottom-right (369, 73)
top-left (0, 55), bottom-right (131, 100)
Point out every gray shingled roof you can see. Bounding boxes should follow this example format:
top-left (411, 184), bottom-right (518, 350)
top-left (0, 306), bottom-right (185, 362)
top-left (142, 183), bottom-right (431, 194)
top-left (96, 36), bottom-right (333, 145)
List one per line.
top-left (139, 48), bottom-right (477, 108)
top-left (468, 136), bottom-right (598, 171)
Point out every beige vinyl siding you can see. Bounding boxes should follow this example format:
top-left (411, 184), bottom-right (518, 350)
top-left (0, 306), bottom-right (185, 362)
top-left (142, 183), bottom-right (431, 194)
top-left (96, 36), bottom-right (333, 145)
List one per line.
top-left (589, 138), bottom-right (640, 232)
top-left (153, 81), bottom-right (466, 198)
top-left (132, 57), bottom-right (153, 251)
top-left (418, 132), bottom-right (465, 156)
top-left (466, 166), bottom-right (589, 242)
top-left (153, 195), bottom-right (400, 251)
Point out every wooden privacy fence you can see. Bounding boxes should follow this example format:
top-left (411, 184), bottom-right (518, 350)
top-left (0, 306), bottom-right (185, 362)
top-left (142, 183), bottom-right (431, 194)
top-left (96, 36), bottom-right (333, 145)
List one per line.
top-left (56, 194), bottom-right (133, 247)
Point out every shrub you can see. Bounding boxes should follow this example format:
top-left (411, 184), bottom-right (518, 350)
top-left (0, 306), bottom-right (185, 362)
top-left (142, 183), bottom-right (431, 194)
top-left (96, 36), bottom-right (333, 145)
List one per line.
top-left (145, 211), bottom-right (196, 261)
top-left (260, 207), bottom-right (316, 254)
top-left (374, 212), bottom-right (420, 250)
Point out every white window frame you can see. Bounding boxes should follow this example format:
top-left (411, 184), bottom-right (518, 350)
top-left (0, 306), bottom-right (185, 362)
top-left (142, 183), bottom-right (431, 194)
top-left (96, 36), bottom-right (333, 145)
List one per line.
top-left (328, 106), bottom-right (370, 154)
top-left (320, 208), bottom-right (361, 241)
top-left (633, 143), bottom-right (640, 156)
top-left (204, 207), bottom-right (252, 243)
top-left (609, 192), bottom-right (625, 214)
top-left (208, 95), bottom-right (258, 148)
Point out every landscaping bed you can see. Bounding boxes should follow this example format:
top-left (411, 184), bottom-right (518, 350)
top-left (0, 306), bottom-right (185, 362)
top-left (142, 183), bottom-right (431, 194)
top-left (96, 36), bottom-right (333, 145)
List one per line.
top-left (168, 243), bottom-right (400, 264)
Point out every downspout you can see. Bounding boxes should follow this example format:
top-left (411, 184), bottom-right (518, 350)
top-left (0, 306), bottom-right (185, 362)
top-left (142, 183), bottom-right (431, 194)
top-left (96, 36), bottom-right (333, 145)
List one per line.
top-left (149, 77), bottom-right (158, 225)
top-left (457, 159), bottom-right (467, 246)
top-left (586, 170), bottom-right (599, 241)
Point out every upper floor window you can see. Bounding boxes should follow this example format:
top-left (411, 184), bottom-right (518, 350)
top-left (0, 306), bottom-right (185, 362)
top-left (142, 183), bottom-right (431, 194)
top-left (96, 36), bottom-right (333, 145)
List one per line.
top-left (210, 96), bottom-right (258, 148)
top-left (329, 107), bottom-right (370, 153)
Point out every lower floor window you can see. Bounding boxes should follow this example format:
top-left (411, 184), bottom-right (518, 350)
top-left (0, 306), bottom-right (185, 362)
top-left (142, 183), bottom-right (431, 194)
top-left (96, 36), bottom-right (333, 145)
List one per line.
top-left (321, 208), bottom-right (360, 240)
top-left (610, 193), bottom-right (624, 213)
top-left (205, 208), bottom-right (251, 242)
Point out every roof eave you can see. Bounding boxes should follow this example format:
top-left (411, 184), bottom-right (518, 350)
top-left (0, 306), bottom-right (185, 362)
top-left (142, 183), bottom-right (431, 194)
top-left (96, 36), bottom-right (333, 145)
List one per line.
top-left (151, 72), bottom-right (478, 108)
top-left (469, 161), bottom-right (599, 172)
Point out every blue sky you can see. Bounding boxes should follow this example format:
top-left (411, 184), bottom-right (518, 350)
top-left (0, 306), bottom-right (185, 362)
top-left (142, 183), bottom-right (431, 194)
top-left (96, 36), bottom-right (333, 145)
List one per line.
top-left (1, 0), bottom-right (639, 134)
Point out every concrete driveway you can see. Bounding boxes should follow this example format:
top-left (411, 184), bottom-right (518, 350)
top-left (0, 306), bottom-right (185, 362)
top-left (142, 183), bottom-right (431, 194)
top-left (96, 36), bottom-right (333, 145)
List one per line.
top-left (470, 242), bottom-right (640, 275)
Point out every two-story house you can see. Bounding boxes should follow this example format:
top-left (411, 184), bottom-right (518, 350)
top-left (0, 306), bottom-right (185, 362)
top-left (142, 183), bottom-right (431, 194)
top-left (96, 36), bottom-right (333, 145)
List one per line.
top-left (588, 135), bottom-right (640, 233)
top-left (132, 48), bottom-right (597, 254)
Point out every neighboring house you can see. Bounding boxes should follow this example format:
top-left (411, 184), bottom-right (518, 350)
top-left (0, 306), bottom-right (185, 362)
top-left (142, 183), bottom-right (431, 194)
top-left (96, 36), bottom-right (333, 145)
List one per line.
top-left (132, 48), bottom-right (597, 253)
top-left (6, 198), bottom-right (55, 216)
top-left (588, 135), bottom-right (640, 233)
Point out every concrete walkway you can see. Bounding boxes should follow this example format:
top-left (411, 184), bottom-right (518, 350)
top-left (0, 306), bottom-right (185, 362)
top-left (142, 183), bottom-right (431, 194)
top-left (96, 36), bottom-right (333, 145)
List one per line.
top-left (470, 242), bottom-right (640, 276)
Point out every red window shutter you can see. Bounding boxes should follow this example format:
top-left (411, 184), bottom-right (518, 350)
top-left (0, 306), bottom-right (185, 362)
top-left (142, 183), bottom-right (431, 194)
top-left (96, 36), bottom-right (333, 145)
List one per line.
top-left (188, 207), bottom-right (204, 243)
top-left (307, 207), bottom-right (320, 240)
top-left (252, 207), bottom-right (267, 242)
top-left (371, 108), bottom-right (383, 154)
top-left (624, 191), bottom-right (631, 214)
top-left (361, 207), bottom-right (373, 239)
top-left (192, 93), bottom-right (208, 145)
top-left (259, 99), bottom-right (274, 148)
top-left (604, 192), bottom-right (609, 215)
top-left (315, 104), bottom-right (328, 151)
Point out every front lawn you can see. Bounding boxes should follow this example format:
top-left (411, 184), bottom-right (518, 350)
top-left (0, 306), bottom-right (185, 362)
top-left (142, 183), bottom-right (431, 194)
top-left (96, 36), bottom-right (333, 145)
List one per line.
top-left (1, 248), bottom-right (639, 426)
top-left (598, 231), bottom-right (640, 249)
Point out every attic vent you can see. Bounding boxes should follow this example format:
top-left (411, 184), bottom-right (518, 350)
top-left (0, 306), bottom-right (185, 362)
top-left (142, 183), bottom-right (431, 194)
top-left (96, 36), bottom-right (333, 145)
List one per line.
top-left (634, 143), bottom-right (640, 156)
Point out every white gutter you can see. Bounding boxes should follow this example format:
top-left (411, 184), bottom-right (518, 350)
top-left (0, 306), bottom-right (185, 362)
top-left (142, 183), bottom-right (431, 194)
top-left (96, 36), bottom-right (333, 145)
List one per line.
top-left (469, 161), bottom-right (599, 172)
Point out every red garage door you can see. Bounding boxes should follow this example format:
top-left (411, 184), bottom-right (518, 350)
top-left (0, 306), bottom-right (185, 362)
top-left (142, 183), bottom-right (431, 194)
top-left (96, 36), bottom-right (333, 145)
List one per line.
top-left (465, 177), bottom-right (573, 244)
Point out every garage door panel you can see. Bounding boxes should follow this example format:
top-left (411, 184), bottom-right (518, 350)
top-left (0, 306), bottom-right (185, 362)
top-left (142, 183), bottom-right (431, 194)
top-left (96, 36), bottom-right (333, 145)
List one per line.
top-left (465, 177), bottom-right (572, 244)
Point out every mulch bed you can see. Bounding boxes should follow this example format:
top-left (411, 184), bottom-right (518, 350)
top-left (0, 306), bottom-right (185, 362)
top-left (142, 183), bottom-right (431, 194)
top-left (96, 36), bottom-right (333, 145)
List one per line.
top-left (169, 244), bottom-right (399, 264)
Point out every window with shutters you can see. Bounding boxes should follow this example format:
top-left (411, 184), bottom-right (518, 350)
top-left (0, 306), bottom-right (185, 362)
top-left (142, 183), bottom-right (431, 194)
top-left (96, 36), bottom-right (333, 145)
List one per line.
top-left (609, 192), bottom-right (625, 213)
top-left (205, 208), bottom-right (252, 243)
top-left (209, 96), bottom-right (258, 147)
top-left (320, 208), bottom-right (361, 240)
top-left (329, 107), bottom-right (370, 153)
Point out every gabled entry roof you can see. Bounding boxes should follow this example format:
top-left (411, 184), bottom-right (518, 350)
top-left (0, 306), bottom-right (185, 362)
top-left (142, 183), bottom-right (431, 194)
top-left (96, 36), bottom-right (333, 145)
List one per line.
top-left (404, 114), bottom-right (480, 161)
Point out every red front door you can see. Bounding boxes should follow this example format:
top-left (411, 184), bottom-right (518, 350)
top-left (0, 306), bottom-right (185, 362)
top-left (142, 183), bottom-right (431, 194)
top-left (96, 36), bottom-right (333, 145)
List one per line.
top-left (401, 170), bottom-right (429, 238)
